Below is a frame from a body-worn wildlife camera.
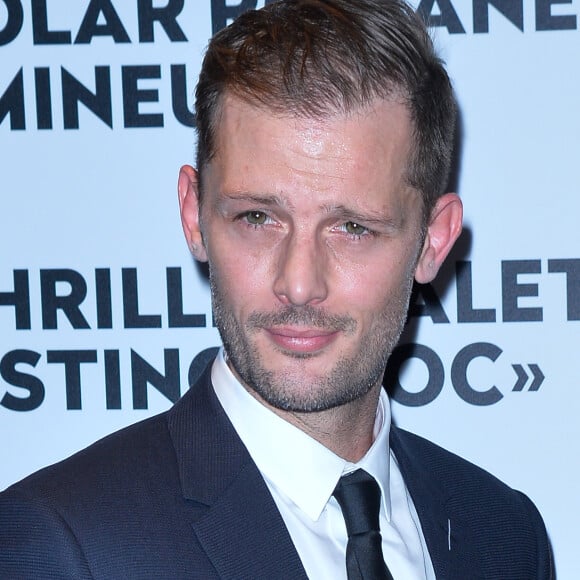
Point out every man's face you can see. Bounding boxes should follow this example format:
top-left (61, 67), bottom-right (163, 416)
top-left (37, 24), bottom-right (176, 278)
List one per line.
top-left (180, 95), bottom-right (459, 413)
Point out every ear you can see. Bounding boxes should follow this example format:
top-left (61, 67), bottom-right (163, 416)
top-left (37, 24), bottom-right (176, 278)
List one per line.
top-left (414, 193), bottom-right (463, 284)
top-left (177, 164), bottom-right (208, 262)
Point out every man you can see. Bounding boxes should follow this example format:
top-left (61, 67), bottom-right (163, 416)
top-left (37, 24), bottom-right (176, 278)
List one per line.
top-left (0, 0), bottom-right (552, 578)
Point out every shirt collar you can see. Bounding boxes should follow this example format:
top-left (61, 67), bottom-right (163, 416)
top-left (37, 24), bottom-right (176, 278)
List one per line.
top-left (211, 348), bottom-right (392, 522)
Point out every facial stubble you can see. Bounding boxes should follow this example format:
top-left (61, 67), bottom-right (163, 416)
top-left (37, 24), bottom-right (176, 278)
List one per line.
top-left (209, 265), bottom-right (414, 414)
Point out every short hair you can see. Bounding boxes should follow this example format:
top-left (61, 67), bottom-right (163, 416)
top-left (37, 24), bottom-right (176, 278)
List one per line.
top-left (194, 0), bottom-right (456, 221)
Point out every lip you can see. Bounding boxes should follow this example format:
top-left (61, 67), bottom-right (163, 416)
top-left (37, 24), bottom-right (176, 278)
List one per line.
top-left (265, 326), bottom-right (339, 354)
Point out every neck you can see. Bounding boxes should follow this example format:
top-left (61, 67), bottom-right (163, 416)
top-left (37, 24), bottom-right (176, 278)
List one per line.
top-left (255, 384), bottom-right (383, 463)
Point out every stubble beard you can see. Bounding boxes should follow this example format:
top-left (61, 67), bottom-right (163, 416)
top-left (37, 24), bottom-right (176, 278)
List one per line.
top-left (209, 269), bottom-right (413, 414)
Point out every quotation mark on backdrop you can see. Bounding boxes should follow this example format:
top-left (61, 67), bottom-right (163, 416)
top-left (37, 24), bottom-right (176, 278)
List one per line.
top-left (511, 364), bottom-right (545, 392)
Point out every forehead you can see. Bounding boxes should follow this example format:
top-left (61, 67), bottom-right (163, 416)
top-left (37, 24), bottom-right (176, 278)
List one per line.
top-left (205, 94), bottom-right (415, 206)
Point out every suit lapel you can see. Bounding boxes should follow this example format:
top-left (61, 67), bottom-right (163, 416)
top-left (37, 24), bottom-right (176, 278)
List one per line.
top-left (390, 427), bottom-right (485, 579)
top-left (191, 461), bottom-right (309, 579)
top-left (166, 363), bottom-right (308, 580)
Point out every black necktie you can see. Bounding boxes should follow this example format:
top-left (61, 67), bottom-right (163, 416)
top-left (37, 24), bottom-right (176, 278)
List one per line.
top-left (333, 469), bottom-right (394, 580)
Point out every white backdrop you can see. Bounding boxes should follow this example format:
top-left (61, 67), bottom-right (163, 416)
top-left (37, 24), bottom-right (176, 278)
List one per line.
top-left (1, 1), bottom-right (578, 577)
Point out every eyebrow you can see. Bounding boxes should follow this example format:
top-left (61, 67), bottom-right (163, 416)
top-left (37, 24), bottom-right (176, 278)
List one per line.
top-left (217, 191), bottom-right (293, 210)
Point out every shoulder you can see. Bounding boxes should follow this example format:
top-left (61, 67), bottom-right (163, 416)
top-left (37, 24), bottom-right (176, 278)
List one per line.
top-left (0, 409), bottom-right (177, 577)
top-left (391, 426), bottom-right (553, 578)
top-left (391, 425), bottom-right (531, 504)
top-left (4, 408), bottom-right (174, 501)
top-left (0, 377), bottom-right (217, 577)
top-left (1, 358), bottom-right (217, 503)
top-left (391, 426), bottom-right (507, 486)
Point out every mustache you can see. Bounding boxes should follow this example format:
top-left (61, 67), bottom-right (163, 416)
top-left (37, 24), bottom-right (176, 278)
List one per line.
top-left (246, 305), bottom-right (356, 333)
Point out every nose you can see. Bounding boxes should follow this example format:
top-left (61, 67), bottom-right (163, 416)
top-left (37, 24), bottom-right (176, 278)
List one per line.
top-left (273, 232), bottom-right (328, 306)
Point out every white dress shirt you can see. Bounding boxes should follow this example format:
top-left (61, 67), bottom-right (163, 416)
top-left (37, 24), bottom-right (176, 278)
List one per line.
top-left (212, 348), bottom-right (435, 579)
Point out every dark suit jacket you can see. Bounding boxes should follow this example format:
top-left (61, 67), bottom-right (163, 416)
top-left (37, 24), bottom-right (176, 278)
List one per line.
top-left (0, 362), bottom-right (553, 579)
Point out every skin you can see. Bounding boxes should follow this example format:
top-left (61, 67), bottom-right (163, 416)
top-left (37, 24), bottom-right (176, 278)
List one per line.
top-left (179, 94), bottom-right (462, 461)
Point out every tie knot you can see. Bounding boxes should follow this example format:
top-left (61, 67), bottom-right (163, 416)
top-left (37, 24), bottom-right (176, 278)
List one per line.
top-left (333, 469), bottom-right (382, 536)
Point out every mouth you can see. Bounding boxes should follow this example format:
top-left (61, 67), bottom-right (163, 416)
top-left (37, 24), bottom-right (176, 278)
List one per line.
top-left (265, 326), bottom-right (339, 354)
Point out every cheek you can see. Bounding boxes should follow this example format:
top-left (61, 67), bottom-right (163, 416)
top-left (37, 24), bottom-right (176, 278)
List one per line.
top-left (208, 239), bottom-right (274, 309)
top-left (334, 244), bottom-right (416, 293)
top-left (339, 254), bottom-right (416, 317)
